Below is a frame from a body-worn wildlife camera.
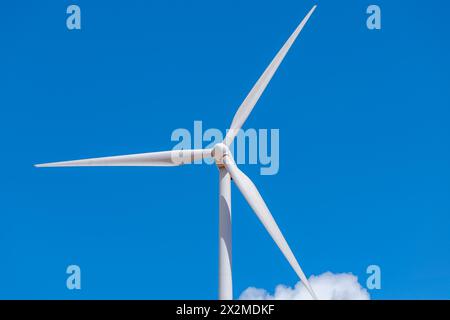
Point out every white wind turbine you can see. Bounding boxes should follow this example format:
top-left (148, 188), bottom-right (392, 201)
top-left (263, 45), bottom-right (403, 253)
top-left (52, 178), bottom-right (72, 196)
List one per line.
top-left (36, 5), bottom-right (318, 300)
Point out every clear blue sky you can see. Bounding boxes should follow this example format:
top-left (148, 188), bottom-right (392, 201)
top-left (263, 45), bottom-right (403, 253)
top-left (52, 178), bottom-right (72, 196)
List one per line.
top-left (0, 0), bottom-right (449, 299)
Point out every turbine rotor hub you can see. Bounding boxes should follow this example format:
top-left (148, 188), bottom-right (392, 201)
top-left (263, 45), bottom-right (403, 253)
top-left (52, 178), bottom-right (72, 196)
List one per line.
top-left (212, 143), bottom-right (232, 166)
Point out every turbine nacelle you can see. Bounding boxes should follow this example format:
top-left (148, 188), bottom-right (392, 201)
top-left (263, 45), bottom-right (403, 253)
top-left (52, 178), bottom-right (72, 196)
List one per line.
top-left (212, 143), bottom-right (233, 167)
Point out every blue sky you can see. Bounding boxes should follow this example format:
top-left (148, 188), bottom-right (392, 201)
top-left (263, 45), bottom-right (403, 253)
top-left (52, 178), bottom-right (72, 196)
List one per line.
top-left (0, 0), bottom-right (449, 299)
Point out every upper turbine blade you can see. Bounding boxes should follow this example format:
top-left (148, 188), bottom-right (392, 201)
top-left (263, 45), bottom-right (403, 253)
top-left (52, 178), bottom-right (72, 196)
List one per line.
top-left (223, 158), bottom-right (318, 300)
top-left (224, 5), bottom-right (317, 146)
top-left (35, 149), bottom-right (212, 167)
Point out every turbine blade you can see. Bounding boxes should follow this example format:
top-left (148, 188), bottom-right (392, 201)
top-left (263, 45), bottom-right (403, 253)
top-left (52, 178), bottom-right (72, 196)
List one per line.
top-left (223, 158), bottom-right (318, 300)
top-left (224, 5), bottom-right (317, 146)
top-left (35, 149), bottom-right (212, 167)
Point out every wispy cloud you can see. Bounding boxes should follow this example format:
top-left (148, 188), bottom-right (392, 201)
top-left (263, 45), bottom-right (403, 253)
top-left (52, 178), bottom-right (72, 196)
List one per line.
top-left (240, 272), bottom-right (370, 300)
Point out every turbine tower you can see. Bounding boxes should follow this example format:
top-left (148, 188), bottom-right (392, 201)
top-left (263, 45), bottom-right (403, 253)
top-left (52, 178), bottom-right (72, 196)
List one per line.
top-left (36, 5), bottom-right (318, 300)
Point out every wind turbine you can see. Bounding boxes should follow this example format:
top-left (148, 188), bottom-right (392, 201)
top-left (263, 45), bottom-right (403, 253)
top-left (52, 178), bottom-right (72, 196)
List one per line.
top-left (35, 5), bottom-right (318, 300)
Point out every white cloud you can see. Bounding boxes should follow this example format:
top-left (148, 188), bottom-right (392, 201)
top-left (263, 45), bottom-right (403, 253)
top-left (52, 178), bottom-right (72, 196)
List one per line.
top-left (239, 272), bottom-right (370, 300)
